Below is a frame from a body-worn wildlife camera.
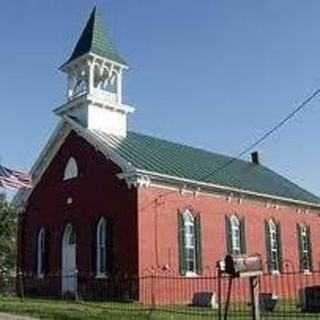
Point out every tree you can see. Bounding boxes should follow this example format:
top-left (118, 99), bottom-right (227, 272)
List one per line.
top-left (0, 193), bottom-right (17, 292)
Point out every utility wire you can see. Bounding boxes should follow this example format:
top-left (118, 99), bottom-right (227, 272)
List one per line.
top-left (152, 87), bottom-right (320, 204)
top-left (199, 88), bottom-right (320, 182)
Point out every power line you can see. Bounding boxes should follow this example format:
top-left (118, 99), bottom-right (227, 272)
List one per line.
top-left (152, 87), bottom-right (320, 204)
top-left (199, 88), bottom-right (320, 182)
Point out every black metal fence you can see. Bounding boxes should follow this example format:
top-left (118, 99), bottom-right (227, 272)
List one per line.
top-left (2, 268), bottom-right (320, 319)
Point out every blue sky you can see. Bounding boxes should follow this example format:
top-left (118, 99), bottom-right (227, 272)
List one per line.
top-left (1, 0), bottom-right (320, 197)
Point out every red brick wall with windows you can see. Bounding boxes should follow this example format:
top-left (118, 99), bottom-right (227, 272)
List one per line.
top-left (137, 186), bottom-right (320, 277)
top-left (19, 130), bottom-right (320, 302)
top-left (20, 131), bottom-right (139, 297)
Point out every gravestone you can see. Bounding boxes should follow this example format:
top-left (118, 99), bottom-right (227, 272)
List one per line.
top-left (259, 293), bottom-right (278, 312)
top-left (300, 286), bottom-right (320, 312)
top-left (192, 292), bottom-right (218, 309)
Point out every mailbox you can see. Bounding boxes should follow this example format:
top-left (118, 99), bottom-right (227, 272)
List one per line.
top-left (219, 254), bottom-right (263, 278)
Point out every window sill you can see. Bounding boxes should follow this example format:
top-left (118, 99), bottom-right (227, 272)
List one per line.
top-left (95, 274), bottom-right (108, 279)
top-left (185, 272), bottom-right (198, 278)
top-left (271, 270), bottom-right (280, 276)
top-left (303, 270), bottom-right (312, 275)
top-left (37, 274), bottom-right (44, 280)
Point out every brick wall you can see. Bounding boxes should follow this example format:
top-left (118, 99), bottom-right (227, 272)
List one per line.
top-left (20, 131), bottom-right (139, 297)
top-left (137, 186), bottom-right (320, 277)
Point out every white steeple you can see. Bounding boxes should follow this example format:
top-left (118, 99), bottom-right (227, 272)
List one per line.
top-left (53, 7), bottom-right (134, 137)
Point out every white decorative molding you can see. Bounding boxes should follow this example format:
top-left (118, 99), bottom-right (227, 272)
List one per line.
top-left (136, 169), bottom-right (320, 210)
top-left (59, 52), bottom-right (133, 137)
top-left (117, 172), bottom-right (151, 189)
top-left (194, 187), bottom-right (201, 197)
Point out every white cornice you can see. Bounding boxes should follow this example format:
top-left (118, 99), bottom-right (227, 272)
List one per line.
top-left (117, 172), bottom-right (151, 189)
top-left (53, 94), bottom-right (134, 116)
top-left (135, 169), bottom-right (320, 210)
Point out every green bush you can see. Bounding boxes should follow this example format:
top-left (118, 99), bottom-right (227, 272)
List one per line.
top-left (0, 194), bottom-right (17, 294)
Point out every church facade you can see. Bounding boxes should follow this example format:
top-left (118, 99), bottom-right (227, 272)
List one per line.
top-left (15, 8), bottom-right (320, 303)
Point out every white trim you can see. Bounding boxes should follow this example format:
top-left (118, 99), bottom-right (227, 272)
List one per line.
top-left (13, 121), bottom-right (72, 208)
top-left (63, 116), bottom-right (136, 175)
top-left (60, 52), bottom-right (128, 73)
top-left (185, 272), bottom-right (198, 278)
top-left (182, 209), bottom-right (197, 275)
top-left (62, 224), bottom-right (77, 294)
top-left (95, 274), bottom-right (108, 279)
top-left (230, 215), bottom-right (241, 255)
top-left (268, 220), bottom-right (281, 273)
top-left (63, 157), bottom-right (79, 180)
top-left (303, 270), bottom-right (312, 275)
top-left (96, 217), bottom-right (107, 277)
top-left (135, 169), bottom-right (320, 209)
top-left (37, 227), bottom-right (45, 279)
top-left (299, 224), bottom-right (312, 272)
top-left (53, 94), bottom-right (135, 117)
top-left (13, 116), bottom-right (136, 209)
top-left (117, 172), bottom-right (151, 188)
top-left (13, 116), bottom-right (320, 211)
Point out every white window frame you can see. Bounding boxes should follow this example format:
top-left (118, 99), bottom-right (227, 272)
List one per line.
top-left (230, 215), bottom-right (241, 255)
top-left (63, 157), bottom-right (79, 180)
top-left (300, 224), bottom-right (311, 272)
top-left (96, 217), bottom-right (107, 278)
top-left (269, 220), bottom-right (280, 273)
top-left (37, 228), bottom-right (45, 279)
top-left (182, 210), bottom-right (197, 276)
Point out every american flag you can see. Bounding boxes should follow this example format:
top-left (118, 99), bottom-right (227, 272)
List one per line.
top-left (0, 165), bottom-right (32, 190)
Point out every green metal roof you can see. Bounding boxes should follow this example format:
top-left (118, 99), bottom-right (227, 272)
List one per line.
top-left (93, 130), bottom-right (320, 205)
top-left (64, 7), bottom-right (127, 66)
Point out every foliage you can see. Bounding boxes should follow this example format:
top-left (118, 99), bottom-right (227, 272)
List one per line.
top-left (0, 194), bottom-right (17, 293)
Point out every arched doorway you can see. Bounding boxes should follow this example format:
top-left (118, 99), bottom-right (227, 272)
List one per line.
top-left (62, 224), bottom-right (77, 295)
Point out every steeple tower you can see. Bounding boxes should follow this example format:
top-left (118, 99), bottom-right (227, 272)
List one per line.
top-left (54, 7), bottom-right (134, 137)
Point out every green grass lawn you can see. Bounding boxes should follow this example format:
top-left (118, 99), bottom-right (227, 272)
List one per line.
top-left (0, 296), bottom-right (319, 319)
top-left (0, 296), bottom-right (216, 320)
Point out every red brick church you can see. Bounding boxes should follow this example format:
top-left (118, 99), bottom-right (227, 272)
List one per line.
top-left (14, 8), bottom-right (320, 302)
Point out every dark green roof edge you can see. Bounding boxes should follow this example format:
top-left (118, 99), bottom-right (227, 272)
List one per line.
top-left (63, 7), bottom-right (127, 67)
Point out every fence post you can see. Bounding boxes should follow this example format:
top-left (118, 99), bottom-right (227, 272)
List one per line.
top-left (18, 270), bottom-right (24, 302)
top-left (217, 264), bottom-right (222, 320)
top-left (148, 272), bottom-right (156, 320)
top-left (249, 276), bottom-right (260, 320)
top-left (74, 269), bottom-right (79, 300)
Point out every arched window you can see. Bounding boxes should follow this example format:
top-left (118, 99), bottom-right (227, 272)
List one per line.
top-left (183, 211), bottom-right (196, 274)
top-left (230, 215), bottom-right (241, 255)
top-left (297, 224), bottom-right (312, 272)
top-left (265, 219), bottom-right (282, 272)
top-left (63, 157), bottom-right (78, 180)
top-left (37, 228), bottom-right (45, 278)
top-left (226, 215), bottom-right (246, 255)
top-left (96, 218), bottom-right (107, 277)
top-left (178, 209), bottom-right (202, 276)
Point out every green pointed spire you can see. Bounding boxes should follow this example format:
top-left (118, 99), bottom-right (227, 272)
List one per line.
top-left (64, 7), bottom-right (127, 66)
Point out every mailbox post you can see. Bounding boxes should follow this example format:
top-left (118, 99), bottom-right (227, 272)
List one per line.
top-left (217, 254), bottom-right (263, 320)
